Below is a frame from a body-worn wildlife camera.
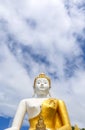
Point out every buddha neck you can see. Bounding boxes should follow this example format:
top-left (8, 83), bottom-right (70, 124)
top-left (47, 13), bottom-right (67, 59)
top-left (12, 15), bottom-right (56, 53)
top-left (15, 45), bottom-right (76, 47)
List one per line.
top-left (36, 94), bottom-right (48, 98)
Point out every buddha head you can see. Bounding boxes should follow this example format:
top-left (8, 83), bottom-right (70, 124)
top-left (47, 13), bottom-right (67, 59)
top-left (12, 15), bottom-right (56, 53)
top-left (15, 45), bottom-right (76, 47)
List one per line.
top-left (33, 73), bottom-right (51, 97)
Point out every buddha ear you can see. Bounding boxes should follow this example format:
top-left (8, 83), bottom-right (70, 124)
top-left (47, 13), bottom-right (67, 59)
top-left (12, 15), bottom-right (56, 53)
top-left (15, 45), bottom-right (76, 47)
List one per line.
top-left (49, 85), bottom-right (51, 89)
top-left (48, 92), bottom-right (51, 97)
top-left (33, 85), bottom-right (36, 90)
top-left (33, 86), bottom-right (36, 91)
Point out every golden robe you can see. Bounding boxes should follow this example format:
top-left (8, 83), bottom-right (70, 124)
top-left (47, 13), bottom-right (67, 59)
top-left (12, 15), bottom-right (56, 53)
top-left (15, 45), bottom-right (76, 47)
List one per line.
top-left (29, 98), bottom-right (72, 130)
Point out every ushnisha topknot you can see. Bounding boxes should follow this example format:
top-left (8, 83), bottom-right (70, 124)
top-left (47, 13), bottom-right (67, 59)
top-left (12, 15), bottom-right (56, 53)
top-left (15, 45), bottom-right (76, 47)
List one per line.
top-left (34, 73), bottom-right (51, 88)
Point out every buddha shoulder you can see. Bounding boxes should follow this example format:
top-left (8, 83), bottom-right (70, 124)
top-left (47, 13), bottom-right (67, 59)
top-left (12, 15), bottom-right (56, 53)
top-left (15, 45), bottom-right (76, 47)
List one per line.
top-left (58, 99), bottom-right (66, 106)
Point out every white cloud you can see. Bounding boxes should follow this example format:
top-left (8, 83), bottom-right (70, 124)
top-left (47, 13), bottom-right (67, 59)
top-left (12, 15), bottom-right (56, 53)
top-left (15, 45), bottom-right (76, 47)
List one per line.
top-left (0, 44), bottom-right (32, 116)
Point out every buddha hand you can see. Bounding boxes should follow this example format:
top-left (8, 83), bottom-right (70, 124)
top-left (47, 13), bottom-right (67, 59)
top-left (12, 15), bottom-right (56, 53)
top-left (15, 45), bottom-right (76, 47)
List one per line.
top-left (57, 124), bottom-right (72, 130)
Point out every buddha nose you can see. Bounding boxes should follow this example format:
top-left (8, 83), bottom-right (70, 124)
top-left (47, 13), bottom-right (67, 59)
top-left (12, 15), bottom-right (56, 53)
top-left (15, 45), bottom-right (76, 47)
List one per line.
top-left (41, 83), bottom-right (44, 86)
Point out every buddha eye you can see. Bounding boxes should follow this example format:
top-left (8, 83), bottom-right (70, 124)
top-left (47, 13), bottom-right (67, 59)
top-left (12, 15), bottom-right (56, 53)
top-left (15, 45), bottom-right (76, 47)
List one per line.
top-left (37, 81), bottom-right (41, 84)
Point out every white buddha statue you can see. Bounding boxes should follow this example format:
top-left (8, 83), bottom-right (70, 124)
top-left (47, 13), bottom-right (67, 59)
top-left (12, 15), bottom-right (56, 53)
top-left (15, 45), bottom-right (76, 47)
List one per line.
top-left (5, 73), bottom-right (72, 130)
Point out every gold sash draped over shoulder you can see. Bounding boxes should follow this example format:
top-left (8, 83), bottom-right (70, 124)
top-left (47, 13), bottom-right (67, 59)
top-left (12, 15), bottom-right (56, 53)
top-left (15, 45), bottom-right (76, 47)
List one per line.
top-left (29, 98), bottom-right (72, 130)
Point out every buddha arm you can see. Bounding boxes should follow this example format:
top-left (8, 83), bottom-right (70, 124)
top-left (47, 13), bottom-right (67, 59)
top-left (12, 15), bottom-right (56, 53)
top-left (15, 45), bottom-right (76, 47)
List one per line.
top-left (57, 100), bottom-right (72, 130)
top-left (11, 100), bottom-right (27, 130)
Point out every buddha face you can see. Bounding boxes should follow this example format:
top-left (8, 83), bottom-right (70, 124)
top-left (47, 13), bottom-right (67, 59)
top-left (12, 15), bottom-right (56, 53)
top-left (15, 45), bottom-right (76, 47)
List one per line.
top-left (34, 78), bottom-right (50, 97)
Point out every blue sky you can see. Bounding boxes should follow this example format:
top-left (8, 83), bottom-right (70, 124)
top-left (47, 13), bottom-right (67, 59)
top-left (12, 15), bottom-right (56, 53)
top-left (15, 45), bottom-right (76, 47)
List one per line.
top-left (0, 0), bottom-right (85, 129)
top-left (0, 116), bottom-right (28, 130)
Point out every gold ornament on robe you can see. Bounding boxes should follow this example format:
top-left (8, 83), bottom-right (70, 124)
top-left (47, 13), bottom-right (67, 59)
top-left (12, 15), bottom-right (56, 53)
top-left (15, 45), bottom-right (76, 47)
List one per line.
top-left (36, 115), bottom-right (46, 130)
top-left (36, 104), bottom-right (46, 130)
